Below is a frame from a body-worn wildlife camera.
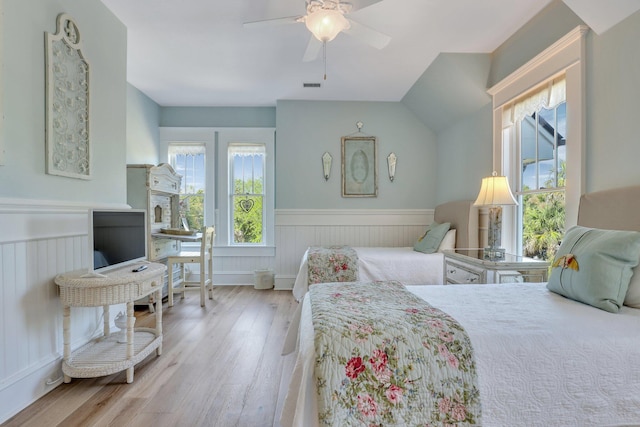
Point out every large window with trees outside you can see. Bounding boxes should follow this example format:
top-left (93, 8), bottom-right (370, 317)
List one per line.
top-left (500, 76), bottom-right (567, 262)
top-left (489, 26), bottom-right (586, 262)
top-left (229, 143), bottom-right (265, 245)
top-left (517, 101), bottom-right (566, 261)
top-left (169, 143), bottom-right (205, 231)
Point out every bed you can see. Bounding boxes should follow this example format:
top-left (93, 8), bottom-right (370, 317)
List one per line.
top-left (281, 185), bottom-right (640, 426)
top-left (292, 200), bottom-right (479, 300)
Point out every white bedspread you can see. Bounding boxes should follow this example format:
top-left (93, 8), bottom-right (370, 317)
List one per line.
top-left (281, 283), bottom-right (640, 427)
top-left (292, 247), bottom-right (444, 301)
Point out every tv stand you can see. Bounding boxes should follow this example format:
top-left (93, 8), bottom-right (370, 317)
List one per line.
top-left (54, 262), bottom-right (166, 383)
top-left (80, 271), bottom-right (108, 278)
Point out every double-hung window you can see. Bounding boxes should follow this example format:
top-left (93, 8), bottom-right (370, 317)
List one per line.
top-left (168, 143), bottom-right (206, 231)
top-left (228, 143), bottom-right (265, 245)
top-left (503, 78), bottom-right (567, 260)
top-left (489, 26), bottom-right (587, 260)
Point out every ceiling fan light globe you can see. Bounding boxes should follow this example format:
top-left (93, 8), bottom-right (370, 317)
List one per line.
top-left (305, 9), bottom-right (350, 42)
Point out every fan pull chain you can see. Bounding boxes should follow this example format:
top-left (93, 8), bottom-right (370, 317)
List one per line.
top-left (323, 41), bottom-right (327, 80)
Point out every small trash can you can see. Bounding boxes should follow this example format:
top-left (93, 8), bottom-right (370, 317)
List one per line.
top-left (254, 269), bottom-right (274, 290)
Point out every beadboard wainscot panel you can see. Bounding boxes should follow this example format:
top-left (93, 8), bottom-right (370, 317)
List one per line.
top-left (0, 198), bottom-right (129, 423)
top-left (274, 209), bottom-right (434, 290)
top-left (213, 253), bottom-right (276, 285)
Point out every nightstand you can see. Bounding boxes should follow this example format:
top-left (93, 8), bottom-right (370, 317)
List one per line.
top-left (443, 249), bottom-right (549, 285)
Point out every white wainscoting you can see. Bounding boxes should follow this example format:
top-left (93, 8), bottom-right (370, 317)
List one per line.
top-left (0, 198), bottom-right (128, 423)
top-left (0, 204), bottom-right (433, 421)
top-left (273, 209), bottom-right (434, 290)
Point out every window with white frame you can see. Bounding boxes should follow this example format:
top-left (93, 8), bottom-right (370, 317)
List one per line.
top-left (168, 143), bottom-right (206, 231)
top-left (228, 143), bottom-right (266, 245)
top-left (489, 25), bottom-right (587, 258)
top-left (502, 78), bottom-right (567, 260)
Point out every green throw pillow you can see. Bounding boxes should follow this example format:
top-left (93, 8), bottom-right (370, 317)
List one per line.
top-left (547, 225), bottom-right (640, 313)
top-left (414, 222), bottom-right (451, 254)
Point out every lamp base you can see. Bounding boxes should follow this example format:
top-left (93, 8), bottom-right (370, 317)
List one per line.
top-left (483, 247), bottom-right (505, 261)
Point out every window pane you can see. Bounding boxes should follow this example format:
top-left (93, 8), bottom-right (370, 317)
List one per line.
top-left (233, 154), bottom-right (264, 195)
top-left (232, 195), bottom-right (263, 243)
top-left (556, 103), bottom-right (567, 185)
top-left (520, 115), bottom-right (537, 190)
top-left (521, 191), bottom-right (565, 261)
top-left (169, 145), bottom-right (206, 231)
top-left (180, 194), bottom-right (204, 231)
top-left (229, 144), bottom-right (266, 245)
top-left (174, 153), bottom-right (205, 194)
top-left (517, 101), bottom-right (566, 259)
top-left (519, 102), bottom-right (566, 193)
top-left (537, 107), bottom-right (557, 188)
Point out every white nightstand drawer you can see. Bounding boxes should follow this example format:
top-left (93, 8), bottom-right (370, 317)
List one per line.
top-left (445, 261), bottom-right (483, 284)
top-left (443, 249), bottom-right (549, 285)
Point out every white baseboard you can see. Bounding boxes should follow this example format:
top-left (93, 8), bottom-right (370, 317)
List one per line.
top-left (0, 357), bottom-right (63, 424)
top-left (275, 275), bottom-right (294, 291)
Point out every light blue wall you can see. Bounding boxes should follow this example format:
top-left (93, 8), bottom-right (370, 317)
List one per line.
top-left (435, 103), bottom-right (493, 204)
top-left (487, 2), bottom-right (583, 87)
top-left (404, 2), bottom-right (584, 206)
top-left (275, 100), bottom-right (437, 209)
top-left (0, 0), bottom-right (127, 204)
top-left (586, 9), bottom-right (640, 192)
top-left (126, 84), bottom-right (160, 165)
top-left (160, 107), bottom-right (275, 128)
top-left (429, 1), bottom-right (640, 202)
top-left (402, 53), bottom-right (492, 134)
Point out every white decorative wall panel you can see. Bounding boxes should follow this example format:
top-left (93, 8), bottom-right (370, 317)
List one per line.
top-left (0, 199), bottom-right (123, 423)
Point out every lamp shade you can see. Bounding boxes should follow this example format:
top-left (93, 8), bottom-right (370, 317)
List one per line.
top-left (305, 9), bottom-right (350, 42)
top-left (473, 174), bottom-right (518, 206)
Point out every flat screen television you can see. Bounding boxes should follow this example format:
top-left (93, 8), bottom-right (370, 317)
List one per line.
top-left (89, 209), bottom-right (147, 275)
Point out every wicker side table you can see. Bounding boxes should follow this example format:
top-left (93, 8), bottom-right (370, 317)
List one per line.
top-left (55, 262), bottom-right (166, 383)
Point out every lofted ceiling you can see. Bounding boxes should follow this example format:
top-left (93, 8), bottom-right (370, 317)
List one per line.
top-left (100, 0), bottom-right (640, 108)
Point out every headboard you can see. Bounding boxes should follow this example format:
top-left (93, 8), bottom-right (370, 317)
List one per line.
top-left (577, 185), bottom-right (640, 232)
top-left (434, 200), bottom-right (479, 249)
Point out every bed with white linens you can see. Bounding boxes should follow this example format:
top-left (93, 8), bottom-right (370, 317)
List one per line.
top-left (292, 200), bottom-right (479, 300)
top-left (281, 185), bottom-right (640, 426)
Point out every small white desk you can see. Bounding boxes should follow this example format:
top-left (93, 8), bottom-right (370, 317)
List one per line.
top-left (55, 262), bottom-right (166, 383)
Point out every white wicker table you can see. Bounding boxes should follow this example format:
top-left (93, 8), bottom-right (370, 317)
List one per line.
top-left (55, 262), bottom-right (166, 383)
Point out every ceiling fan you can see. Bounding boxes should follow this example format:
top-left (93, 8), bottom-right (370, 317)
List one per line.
top-left (244, 0), bottom-right (391, 63)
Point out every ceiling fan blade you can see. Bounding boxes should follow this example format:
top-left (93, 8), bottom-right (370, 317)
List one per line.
top-left (302, 36), bottom-right (323, 62)
top-left (243, 15), bottom-right (303, 28)
top-left (349, 0), bottom-right (385, 12)
top-left (343, 19), bottom-right (391, 50)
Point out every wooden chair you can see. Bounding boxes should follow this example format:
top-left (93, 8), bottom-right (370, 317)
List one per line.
top-left (167, 226), bottom-right (215, 307)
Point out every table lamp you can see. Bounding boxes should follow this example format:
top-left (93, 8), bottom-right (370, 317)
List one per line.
top-left (473, 172), bottom-right (518, 260)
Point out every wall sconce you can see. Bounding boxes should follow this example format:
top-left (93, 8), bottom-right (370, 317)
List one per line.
top-left (322, 152), bottom-right (332, 180)
top-left (387, 152), bottom-right (397, 182)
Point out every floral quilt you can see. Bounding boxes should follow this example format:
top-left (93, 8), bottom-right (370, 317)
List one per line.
top-left (309, 281), bottom-right (481, 426)
top-left (308, 246), bottom-right (359, 285)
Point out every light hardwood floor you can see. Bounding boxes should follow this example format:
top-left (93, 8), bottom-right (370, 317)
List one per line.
top-left (2, 286), bottom-right (298, 427)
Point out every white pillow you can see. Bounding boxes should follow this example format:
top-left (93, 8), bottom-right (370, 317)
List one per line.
top-left (624, 266), bottom-right (640, 308)
top-left (437, 229), bottom-right (456, 252)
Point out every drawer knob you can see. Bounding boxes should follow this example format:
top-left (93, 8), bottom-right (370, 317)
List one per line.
top-left (468, 277), bottom-right (478, 283)
top-left (448, 269), bottom-right (457, 274)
